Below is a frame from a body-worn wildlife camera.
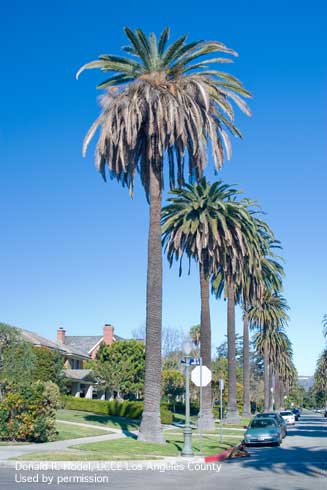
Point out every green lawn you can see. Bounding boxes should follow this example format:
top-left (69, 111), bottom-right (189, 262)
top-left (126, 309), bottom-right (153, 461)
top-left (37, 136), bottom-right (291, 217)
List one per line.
top-left (14, 434), bottom-right (242, 461)
top-left (0, 423), bottom-right (110, 446)
top-left (55, 422), bottom-right (111, 441)
top-left (70, 434), bottom-right (243, 459)
top-left (57, 409), bottom-right (139, 432)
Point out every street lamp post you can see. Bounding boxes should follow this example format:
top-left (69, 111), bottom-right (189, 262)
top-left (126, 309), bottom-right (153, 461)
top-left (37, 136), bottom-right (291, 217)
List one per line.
top-left (182, 338), bottom-right (193, 457)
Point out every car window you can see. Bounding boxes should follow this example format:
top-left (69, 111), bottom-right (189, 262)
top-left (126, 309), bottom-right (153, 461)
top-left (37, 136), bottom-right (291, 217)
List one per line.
top-left (250, 419), bottom-right (276, 429)
top-left (280, 411), bottom-right (292, 416)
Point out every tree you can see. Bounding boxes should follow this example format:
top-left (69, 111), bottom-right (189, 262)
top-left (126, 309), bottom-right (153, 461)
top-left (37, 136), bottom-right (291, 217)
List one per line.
top-left (0, 324), bottom-right (36, 398)
top-left (314, 349), bottom-right (327, 393)
top-left (77, 27), bottom-right (251, 442)
top-left (162, 180), bottom-right (259, 427)
top-left (95, 340), bottom-right (145, 399)
top-left (31, 347), bottom-right (66, 393)
top-left (248, 292), bottom-right (290, 411)
top-left (190, 325), bottom-right (201, 348)
top-left (161, 369), bottom-right (184, 411)
top-left (210, 197), bottom-right (270, 423)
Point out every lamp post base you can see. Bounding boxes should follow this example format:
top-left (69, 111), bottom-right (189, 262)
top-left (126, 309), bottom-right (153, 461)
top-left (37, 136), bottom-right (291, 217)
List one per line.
top-left (181, 426), bottom-right (194, 456)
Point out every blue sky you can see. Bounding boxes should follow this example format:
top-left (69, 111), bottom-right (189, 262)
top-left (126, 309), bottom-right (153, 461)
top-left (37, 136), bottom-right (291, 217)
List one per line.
top-left (1, 0), bottom-right (326, 375)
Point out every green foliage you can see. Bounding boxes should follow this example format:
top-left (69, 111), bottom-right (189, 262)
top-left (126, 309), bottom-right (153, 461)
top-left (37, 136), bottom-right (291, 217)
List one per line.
top-left (161, 369), bottom-right (184, 406)
top-left (0, 333), bottom-right (36, 390)
top-left (32, 347), bottom-right (66, 393)
top-left (0, 381), bottom-right (59, 442)
top-left (96, 340), bottom-right (145, 398)
top-left (61, 396), bottom-right (172, 423)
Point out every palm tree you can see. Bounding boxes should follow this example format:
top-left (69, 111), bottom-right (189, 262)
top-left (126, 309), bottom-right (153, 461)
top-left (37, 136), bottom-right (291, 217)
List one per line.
top-left (77, 27), bottom-right (251, 442)
top-left (241, 243), bottom-right (284, 416)
top-left (248, 292), bottom-right (289, 411)
top-left (190, 325), bottom-right (201, 348)
top-left (162, 179), bottom-right (260, 427)
top-left (322, 315), bottom-right (327, 338)
top-left (253, 325), bottom-right (292, 410)
top-left (212, 212), bottom-right (275, 422)
top-left (314, 349), bottom-right (327, 392)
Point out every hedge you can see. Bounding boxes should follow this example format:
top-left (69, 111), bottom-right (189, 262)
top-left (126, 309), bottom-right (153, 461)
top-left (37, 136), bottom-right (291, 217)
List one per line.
top-left (61, 396), bottom-right (173, 425)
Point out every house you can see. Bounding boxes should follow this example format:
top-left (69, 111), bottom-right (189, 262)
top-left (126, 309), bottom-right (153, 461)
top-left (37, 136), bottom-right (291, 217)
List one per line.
top-left (16, 324), bottom-right (121, 400)
top-left (56, 324), bottom-right (122, 399)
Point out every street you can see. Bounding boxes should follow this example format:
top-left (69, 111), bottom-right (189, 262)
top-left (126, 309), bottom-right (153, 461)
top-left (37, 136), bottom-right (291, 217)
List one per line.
top-left (0, 413), bottom-right (326, 490)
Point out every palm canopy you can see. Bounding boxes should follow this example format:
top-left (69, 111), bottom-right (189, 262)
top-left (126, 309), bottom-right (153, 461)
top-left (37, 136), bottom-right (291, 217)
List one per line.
top-left (253, 325), bottom-right (292, 366)
top-left (248, 291), bottom-right (290, 332)
top-left (212, 224), bottom-right (284, 305)
top-left (77, 27), bottom-right (251, 198)
top-left (322, 314), bottom-right (327, 338)
top-left (161, 178), bottom-right (262, 279)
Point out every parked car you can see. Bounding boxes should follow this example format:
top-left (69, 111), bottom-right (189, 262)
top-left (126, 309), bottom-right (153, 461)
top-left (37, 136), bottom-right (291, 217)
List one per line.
top-left (244, 418), bottom-right (282, 446)
top-left (254, 412), bottom-right (287, 438)
top-left (280, 410), bottom-right (296, 425)
top-left (291, 408), bottom-right (300, 420)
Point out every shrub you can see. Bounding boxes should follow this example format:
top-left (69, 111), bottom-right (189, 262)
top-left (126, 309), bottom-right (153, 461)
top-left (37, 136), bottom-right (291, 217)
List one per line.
top-left (0, 381), bottom-right (59, 442)
top-left (61, 396), bottom-right (108, 415)
top-left (61, 396), bottom-right (172, 424)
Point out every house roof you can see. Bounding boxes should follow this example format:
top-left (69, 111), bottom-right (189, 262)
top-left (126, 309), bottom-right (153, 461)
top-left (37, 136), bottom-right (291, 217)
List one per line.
top-left (64, 334), bottom-right (125, 356)
top-left (16, 327), bottom-right (90, 359)
top-left (64, 336), bottom-right (102, 355)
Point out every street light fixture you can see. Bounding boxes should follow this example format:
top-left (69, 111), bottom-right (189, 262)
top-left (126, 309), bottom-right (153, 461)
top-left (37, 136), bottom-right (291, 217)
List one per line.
top-left (181, 338), bottom-right (194, 456)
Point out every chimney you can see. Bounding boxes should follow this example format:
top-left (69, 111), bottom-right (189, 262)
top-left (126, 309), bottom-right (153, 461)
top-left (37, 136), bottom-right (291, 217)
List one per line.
top-left (103, 324), bottom-right (114, 345)
top-left (57, 327), bottom-right (66, 344)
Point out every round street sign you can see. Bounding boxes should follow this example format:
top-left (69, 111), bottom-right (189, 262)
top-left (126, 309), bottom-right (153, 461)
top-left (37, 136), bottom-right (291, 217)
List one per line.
top-left (191, 365), bottom-right (212, 387)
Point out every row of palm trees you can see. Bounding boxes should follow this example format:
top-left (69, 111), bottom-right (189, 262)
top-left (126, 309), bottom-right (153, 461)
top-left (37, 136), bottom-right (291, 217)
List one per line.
top-left (77, 27), bottom-right (295, 442)
top-left (313, 316), bottom-right (327, 393)
top-left (162, 179), bottom-right (296, 425)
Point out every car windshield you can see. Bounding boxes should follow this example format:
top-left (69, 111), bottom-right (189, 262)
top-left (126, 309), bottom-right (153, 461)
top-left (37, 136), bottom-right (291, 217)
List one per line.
top-left (257, 413), bottom-right (277, 419)
top-left (280, 411), bottom-right (292, 416)
top-left (250, 419), bottom-right (276, 429)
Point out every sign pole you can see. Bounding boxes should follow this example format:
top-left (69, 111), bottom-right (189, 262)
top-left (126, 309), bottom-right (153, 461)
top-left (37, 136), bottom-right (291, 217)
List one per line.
top-left (219, 379), bottom-right (224, 444)
top-left (199, 356), bottom-right (203, 455)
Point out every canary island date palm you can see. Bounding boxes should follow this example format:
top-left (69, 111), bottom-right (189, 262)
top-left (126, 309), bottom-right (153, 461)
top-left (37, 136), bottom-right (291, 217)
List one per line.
top-left (211, 207), bottom-right (273, 422)
top-left (248, 292), bottom-right (289, 411)
top-left (77, 27), bottom-right (251, 442)
top-left (314, 349), bottom-right (327, 392)
top-left (322, 315), bottom-right (327, 339)
top-left (241, 240), bottom-right (284, 416)
top-left (162, 179), bottom-right (259, 428)
top-left (254, 325), bottom-right (292, 410)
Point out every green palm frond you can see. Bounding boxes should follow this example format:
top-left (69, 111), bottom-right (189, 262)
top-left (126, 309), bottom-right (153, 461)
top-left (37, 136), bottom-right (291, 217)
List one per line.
top-left (77, 27), bottom-right (251, 198)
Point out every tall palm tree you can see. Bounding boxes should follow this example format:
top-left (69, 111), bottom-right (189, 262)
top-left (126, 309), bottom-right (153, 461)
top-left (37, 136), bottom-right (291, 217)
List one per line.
top-left (314, 349), bottom-right (327, 392)
top-left (253, 325), bottom-right (292, 410)
top-left (190, 325), bottom-right (201, 348)
top-left (241, 245), bottom-right (284, 416)
top-left (77, 27), bottom-right (251, 442)
top-left (163, 179), bottom-right (260, 427)
top-left (322, 315), bottom-right (327, 339)
top-left (248, 292), bottom-right (289, 411)
top-left (212, 213), bottom-right (275, 422)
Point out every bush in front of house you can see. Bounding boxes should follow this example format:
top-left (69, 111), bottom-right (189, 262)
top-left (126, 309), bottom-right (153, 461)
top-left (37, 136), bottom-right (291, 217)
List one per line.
top-left (61, 396), bottom-right (173, 424)
top-left (0, 381), bottom-right (59, 442)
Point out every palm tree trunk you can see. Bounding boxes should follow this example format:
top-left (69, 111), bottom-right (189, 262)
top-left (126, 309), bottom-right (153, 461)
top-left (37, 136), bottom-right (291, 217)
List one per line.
top-left (269, 363), bottom-right (274, 411)
top-left (274, 372), bottom-right (281, 410)
top-left (242, 311), bottom-right (251, 417)
top-left (264, 339), bottom-right (270, 412)
top-left (225, 280), bottom-right (240, 423)
top-left (138, 165), bottom-right (164, 443)
top-left (198, 262), bottom-right (215, 430)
